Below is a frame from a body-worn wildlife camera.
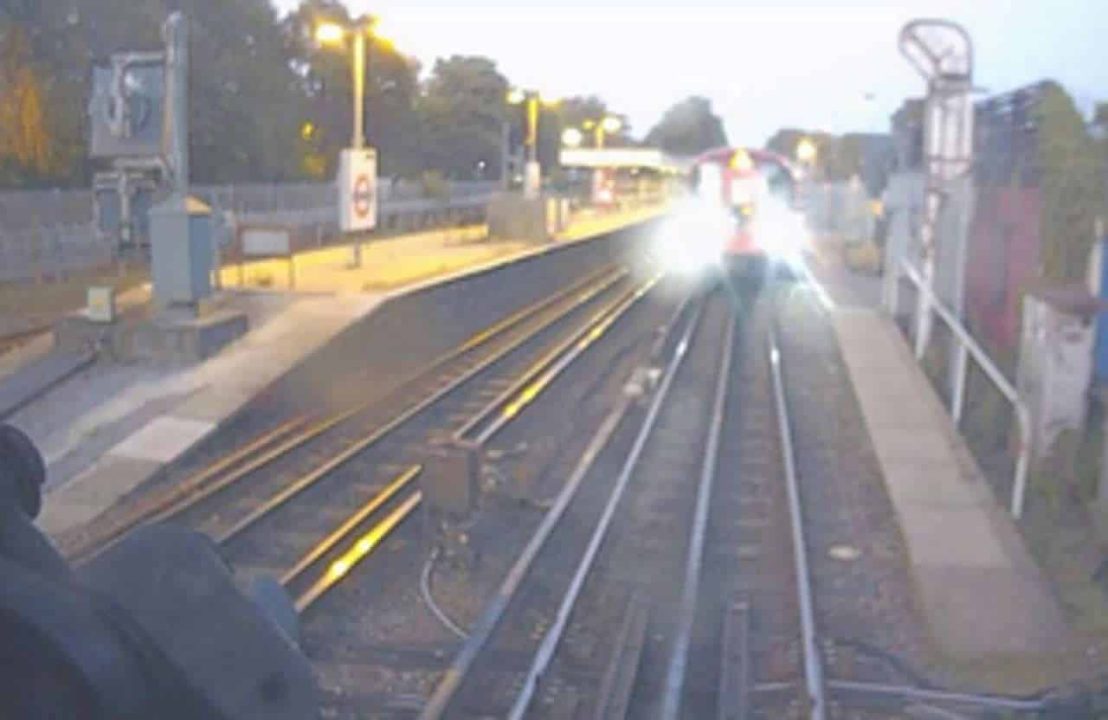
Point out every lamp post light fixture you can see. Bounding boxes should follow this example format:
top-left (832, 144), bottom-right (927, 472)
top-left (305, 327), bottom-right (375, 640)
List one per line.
top-left (314, 17), bottom-right (392, 150)
top-left (561, 127), bottom-right (584, 148)
top-left (507, 87), bottom-right (558, 198)
top-left (795, 136), bottom-right (818, 166)
top-left (315, 16), bottom-right (392, 267)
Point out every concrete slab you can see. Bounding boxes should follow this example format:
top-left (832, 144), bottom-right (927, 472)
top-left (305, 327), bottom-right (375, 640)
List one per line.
top-left (854, 390), bottom-right (938, 429)
top-left (881, 459), bottom-right (993, 508)
top-left (896, 505), bottom-right (1009, 568)
top-left (38, 455), bottom-right (162, 535)
top-left (828, 307), bottom-right (1071, 661)
top-left (108, 416), bottom-right (215, 463)
top-left (917, 565), bottom-right (1070, 657)
top-left (868, 425), bottom-right (957, 465)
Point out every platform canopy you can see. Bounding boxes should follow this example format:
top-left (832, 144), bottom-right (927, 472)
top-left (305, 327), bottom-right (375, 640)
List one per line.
top-left (559, 147), bottom-right (688, 174)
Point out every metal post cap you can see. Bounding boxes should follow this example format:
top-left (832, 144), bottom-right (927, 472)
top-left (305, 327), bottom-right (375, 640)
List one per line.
top-left (0, 424), bottom-right (46, 518)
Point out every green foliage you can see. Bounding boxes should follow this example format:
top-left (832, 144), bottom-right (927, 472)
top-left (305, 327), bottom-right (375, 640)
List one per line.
top-left (0, 21), bottom-right (55, 183)
top-left (645, 96), bottom-right (727, 156)
top-left (1035, 82), bottom-right (1105, 281)
top-left (0, 0), bottom-right (684, 188)
top-left (283, 0), bottom-right (423, 180)
top-left (417, 55), bottom-right (507, 180)
top-left (0, 0), bottom-right (311, 186)
top-left (765, 128), bottom-right (874, 184)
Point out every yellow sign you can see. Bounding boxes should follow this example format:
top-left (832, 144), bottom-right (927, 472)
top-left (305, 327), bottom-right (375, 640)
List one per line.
top-left (729, 149), bottom-right (753, 172)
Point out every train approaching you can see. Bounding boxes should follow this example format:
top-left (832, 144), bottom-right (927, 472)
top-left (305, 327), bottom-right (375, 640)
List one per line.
top-left (655, 146), bottom-right (807, 287)
top-left (696, 146), bottom-right (806, 279)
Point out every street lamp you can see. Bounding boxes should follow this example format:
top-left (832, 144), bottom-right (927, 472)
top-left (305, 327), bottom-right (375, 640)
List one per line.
top-left (315, 17), bottom-right (392, 267)
top-left (507, 88), bottom-right (558, 198)
top-left (561, 127), bottom-right (584, 148)
top-left (795, 136), bottom-right (818, 166)
top-left (315, 17), bottom-right (390, 150)
top-left (581, 115), bottom-right (622, 149)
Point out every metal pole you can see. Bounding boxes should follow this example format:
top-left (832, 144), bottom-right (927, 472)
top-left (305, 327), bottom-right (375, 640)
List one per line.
top-left (351, 31), bottom-right (366, 150)
top-left (163, 12), bottom-right (188, 196)
top-left (349, 29), bottom-right (367, 267)
top-left (525, 95), bottom-right (538, 164)
top-left (950, 340), bottom-right (968, 424)
top-left (523, 94), bottom-right (541, 199)
top-left (500, 121), bottom-right (511, 190)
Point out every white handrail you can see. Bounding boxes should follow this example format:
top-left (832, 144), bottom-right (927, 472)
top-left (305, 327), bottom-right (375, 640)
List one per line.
top-left (891, 259), bottom-right (1032, 519)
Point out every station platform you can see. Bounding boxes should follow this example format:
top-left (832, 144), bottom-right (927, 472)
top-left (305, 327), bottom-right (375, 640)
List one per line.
top-left (4, 205), bottom-right (664, 542)
top-left (221, 205), bottom-right (662, 294)
top-left (805, 244), bottom-right (1072, 675)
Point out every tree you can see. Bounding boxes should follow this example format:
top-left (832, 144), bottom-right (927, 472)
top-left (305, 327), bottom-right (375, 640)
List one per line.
top-left (1035, 82), bottom-right (1105, 281)
top-left (0, 22), bottom-right (55, 184)
top-left (417, 55), bottom-right (508, 180)
top-left (645, 96), bottom-right (727, 156)
top-left (284, 0), bottom-right (422, 180)
top-left (0, 0), bottom-right (314, 186)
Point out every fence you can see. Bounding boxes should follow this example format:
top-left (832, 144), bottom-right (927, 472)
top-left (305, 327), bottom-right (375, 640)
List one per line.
top-left (888, 258), bottom-right (1032, 519)
top-left (0, 181), bottom-right (499, 283)
top-left (803, 180), bottom-right (876, 244)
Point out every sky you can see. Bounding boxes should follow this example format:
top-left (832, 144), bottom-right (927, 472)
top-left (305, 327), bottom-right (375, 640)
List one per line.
top-left (271, 0), bottom-right (1108, 146)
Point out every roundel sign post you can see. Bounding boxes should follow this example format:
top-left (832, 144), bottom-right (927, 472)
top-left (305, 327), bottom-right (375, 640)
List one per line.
top-left (339, 147), bottom-right (377, 233)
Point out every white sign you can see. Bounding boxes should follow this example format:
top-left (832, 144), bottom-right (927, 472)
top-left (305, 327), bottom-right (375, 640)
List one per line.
top-left (86, 286), bottom-right (116, 323)
top-left (560, 147), bottom-right (674, 170)
top-left (338, 147), bottom-right (377, 232)
top-left (241, 227), bottom-right (291, 257)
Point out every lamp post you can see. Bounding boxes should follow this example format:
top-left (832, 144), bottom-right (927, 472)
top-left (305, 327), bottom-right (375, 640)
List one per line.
top-left (315, 18), bottom-right (389, 150)
top-left (582, 115), bottom-right (622, 149)
top-left (576, 115), bottom-right (622, 206)
top-left (507, 88), bottom-right (557, 199)
top-left (316, 17), bottom-right (391, 267)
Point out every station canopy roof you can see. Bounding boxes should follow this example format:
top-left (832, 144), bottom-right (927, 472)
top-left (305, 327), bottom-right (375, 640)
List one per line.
top-left (559, 147), bottom-right (688, 174)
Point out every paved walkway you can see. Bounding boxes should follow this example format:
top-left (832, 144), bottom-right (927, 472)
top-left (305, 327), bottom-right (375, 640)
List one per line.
top-left (804, 239), bottom-right (1071, 668)
top-left (831, 311), bottom-right (1069, 662)
top-left (17, 205), bottom-right (662, 540)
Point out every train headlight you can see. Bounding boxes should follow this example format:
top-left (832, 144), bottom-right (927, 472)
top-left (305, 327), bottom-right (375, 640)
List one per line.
top-left (651, 198), bottom-right (731, 275)
top-left (754, 201), bottom-right (810, 266)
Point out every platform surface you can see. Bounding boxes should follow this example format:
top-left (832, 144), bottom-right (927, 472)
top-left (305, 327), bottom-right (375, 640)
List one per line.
top-left (5, 206), bottom-right (663, 540)
top-left (803, 241), bottom-right (1071, 663)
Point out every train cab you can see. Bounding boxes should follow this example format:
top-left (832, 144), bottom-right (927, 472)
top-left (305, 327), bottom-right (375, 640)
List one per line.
top-left (690, 147), bottom-right (807, 285)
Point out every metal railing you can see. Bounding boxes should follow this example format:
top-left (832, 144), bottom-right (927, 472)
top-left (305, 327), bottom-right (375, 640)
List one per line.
top-left (887, 259), bottom-right (1032, 519)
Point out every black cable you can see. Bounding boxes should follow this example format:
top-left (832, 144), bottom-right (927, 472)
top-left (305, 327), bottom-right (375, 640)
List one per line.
top-left (827, 635), bottom-right (938, 689)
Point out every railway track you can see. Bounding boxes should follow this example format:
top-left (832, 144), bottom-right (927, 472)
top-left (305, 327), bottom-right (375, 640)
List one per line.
top-left (418, 286), bottom-right (734, 719)
top-left (57, 258), bottom-right (1049, 717)
top-left (413, 277), bottom-right (1028, 720)
top-left (58, 258), bottom-right (684, 713)
top-left (63, 265), bottom-right (639, 560)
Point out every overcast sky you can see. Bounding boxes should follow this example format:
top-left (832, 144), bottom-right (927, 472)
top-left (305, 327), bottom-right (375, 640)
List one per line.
top-left (271, 0), bottom-right (1108, 145)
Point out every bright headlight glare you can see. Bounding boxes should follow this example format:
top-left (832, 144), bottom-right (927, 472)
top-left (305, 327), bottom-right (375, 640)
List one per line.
top-left (651, 198), bottom-right (731, 274)
top-left (753, 200), bottom-right (809, 262)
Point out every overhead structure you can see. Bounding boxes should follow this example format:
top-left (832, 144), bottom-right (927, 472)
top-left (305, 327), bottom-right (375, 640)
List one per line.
top-left (898, 19), bottom-right (975, 357)
top-left (559, 147), bottom-right (686, 175)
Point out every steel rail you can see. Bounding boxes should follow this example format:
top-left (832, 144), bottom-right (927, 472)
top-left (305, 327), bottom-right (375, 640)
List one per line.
top-left (768, 327), bottom-right (826, 720)
top-left (659, 313), bottom-right (735, 719)
top-left (213, 270), bottom-right (632, 545)
top-left (504, 294), bottom-right (707, 720)
top-left (419, 290), bottom-right (698, 720)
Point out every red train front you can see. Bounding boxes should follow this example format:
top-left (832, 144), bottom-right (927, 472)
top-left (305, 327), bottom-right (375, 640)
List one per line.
top-left (690, 146), bottom-right (806, 283)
